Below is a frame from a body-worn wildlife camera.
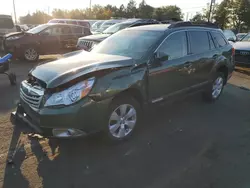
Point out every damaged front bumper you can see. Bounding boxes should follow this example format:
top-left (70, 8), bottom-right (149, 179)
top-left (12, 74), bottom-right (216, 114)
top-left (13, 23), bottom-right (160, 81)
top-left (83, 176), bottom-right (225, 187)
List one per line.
top-left (10, 103), bottom-right (87, 138)
top-left (10, 97), bottom-right (111, 138)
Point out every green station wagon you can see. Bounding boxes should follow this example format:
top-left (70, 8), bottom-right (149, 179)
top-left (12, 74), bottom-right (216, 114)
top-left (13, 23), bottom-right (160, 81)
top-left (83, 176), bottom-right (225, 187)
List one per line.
top-left (11, 22), bottom-right (235, 141)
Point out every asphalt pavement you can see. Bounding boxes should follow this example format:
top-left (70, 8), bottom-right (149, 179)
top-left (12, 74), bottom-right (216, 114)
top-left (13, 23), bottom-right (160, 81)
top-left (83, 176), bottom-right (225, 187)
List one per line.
top-left (0, 60), bottom-right (250, 188)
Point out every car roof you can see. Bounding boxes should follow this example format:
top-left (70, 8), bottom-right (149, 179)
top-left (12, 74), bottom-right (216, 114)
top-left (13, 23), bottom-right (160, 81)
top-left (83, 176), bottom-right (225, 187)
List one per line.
top-left (0, 14), bottom-right (12, 18)
top-left (125, 24), bottom-right (170, 31)
top-left (50, 18), bottom-right (89, 22)
top-left (46, 23), bottom-right (87, 28)
top-left (125, 23), bottom-right (221, 32)
top-left (102, 19), bottom-right (124, 23)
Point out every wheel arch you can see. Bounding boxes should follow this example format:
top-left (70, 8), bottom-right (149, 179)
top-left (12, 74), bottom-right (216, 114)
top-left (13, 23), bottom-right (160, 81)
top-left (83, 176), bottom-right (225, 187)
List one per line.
top-left (216, 65), bottom-right (228, 84)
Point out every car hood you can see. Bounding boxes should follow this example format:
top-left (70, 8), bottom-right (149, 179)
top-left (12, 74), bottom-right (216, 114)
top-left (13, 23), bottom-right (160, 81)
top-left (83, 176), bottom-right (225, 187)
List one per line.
top-left (233, 41), bottom-right (250, 51)
top-left (4, 31), bottom-right (32, 38)
top-left (78, 33), bottom-right (111, 42)
top-left (31, 51), bottom-right (134, 88)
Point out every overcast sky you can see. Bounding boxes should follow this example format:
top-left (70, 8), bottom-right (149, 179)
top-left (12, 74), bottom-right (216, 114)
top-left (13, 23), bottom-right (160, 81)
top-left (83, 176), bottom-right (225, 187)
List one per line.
top-left (1, 0), bottom-right (222, 19)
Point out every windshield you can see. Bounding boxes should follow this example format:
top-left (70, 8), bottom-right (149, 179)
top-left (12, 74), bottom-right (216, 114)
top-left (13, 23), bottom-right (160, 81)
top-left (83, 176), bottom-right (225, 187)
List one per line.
top-left (92, 30), bottom-right (163, 60)
top-left (91, 21), bottom-right (104, 30)
top-left (0, 17), bottom-right (14, 29)
top-left (241, 33), bottom-right (250, 41)
top-left (103, 23), bottom-right (132, 34)
top-left (27, 24), bottom-right (48, 34)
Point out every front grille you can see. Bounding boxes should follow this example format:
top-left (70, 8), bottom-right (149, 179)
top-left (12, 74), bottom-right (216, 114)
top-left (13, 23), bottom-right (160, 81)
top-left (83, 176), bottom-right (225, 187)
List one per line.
top-left (20, 81), bottom-right (44, 109)
top-left (235, 50), bottom-right (250, 64)
top-left (78, 40), bottom-right (95, 50)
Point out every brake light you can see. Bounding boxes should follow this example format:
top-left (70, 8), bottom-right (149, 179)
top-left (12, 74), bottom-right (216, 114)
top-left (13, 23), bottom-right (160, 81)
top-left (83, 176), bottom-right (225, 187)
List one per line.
top-left (232, 48), bottom-right (235, 56)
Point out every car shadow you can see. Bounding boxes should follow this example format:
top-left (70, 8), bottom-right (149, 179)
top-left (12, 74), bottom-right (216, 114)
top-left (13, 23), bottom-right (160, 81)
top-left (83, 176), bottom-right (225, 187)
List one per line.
top-left (3, 85), bottom-right (247, 188)
top-left (1, 95), bottom-right (201, 188)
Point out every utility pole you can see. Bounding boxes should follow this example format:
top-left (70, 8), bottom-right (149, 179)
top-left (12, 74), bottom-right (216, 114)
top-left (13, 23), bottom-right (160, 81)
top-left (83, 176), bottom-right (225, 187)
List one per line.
top-left (208, 0), bottom-right (215, 22)
top-left (13, 0), bottom-right (17, 24)
top-left (186, 12), bottom-right (189, 21)
top-left (89, 0), bottom-right (92, 17)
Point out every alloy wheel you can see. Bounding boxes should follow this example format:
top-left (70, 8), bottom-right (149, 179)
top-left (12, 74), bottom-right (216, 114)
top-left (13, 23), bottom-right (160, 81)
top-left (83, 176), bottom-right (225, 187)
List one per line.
top-left (108, 104), bottom-right (137, 139)
top-left (212, 76), bottom-right (224, 99)
top-left (24, 48), bottom-right (38, 61)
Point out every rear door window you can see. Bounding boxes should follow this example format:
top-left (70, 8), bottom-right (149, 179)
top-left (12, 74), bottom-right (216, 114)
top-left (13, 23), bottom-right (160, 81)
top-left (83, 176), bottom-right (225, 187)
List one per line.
top-left (61, 26), bottom-right (72, 35)
top-left (211, 32), bottom-right (227, 48)
top-left (189, 31), bottom-right (210, 54)
top-left (208, 32), bottom-right (216, 49)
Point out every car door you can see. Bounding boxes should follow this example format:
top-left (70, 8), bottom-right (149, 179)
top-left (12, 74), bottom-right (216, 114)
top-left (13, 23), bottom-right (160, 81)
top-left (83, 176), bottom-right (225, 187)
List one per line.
top-left (39, 25), bottom-right (61, 54)
top-left (148, 31), bottom-right (194, 103)
top-left (59, 25), bottom-right (76, 53)
top-left (186, 30), bottom-right (217, 89)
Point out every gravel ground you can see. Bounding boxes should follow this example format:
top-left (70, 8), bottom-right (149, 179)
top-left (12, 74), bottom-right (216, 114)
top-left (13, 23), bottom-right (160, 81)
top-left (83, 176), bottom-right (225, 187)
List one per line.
top-left (0, 60), bottom-right (250, 188)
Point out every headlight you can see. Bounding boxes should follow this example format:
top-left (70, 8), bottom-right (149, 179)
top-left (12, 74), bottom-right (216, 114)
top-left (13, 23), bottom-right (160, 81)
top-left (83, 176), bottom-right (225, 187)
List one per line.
top-left (6, 36), bottom-right (21, 40)
top-left (44, 77), bottom-right (95, 107)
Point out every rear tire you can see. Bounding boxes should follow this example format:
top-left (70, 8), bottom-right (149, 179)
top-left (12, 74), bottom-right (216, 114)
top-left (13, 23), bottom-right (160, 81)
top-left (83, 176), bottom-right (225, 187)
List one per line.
top-left (203, 72), bottom-right (225, 102)
top-left (105, 95), bottom-right (141, 142)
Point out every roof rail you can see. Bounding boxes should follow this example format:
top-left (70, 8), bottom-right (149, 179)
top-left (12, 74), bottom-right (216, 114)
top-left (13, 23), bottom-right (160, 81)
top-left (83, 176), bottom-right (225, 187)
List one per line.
top-left (169, 21), bottom-right (219, 29)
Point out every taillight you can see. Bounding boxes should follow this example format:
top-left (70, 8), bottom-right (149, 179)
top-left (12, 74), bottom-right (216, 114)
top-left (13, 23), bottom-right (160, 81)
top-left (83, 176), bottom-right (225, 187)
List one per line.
top-left (232, 48), bottom-right (235, 56)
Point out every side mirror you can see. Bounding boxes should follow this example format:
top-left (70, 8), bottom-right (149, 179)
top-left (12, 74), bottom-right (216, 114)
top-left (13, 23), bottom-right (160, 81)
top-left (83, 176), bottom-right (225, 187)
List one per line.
top-left (228, 37), bottom-right (236, 42)
top-left (154, 51), bottom-right (169, 61)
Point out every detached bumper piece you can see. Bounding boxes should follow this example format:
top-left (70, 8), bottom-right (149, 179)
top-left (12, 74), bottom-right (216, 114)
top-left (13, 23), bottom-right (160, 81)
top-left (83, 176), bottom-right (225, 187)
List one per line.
top-left (10, 103), bottom-right (87, 138)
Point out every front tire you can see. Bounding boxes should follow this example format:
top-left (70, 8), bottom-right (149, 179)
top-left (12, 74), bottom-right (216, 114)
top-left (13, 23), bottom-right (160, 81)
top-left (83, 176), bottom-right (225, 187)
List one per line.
top-left (106, 96), bottom-right (141, 141)
top-left (203, 72), bottom-right (225, 102)
top-left (23, 48), bottom-right (39, 62)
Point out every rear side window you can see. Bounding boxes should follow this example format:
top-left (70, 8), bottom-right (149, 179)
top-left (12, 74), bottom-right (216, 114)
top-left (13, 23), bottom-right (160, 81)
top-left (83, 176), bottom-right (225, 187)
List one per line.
top-left (158, 31), bottom-right (188, 60)
top-left (211, 32), bottom-right (227, 48)
top-left (67, 20), bottom-right (77, 25)
top-left (189, 31), bottom-right (210, 54)
top-left (78, 21), bottom-right (90, 28)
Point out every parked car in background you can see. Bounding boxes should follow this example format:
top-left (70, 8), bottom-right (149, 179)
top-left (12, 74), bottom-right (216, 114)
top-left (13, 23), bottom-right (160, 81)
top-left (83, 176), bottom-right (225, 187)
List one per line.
top-left (93, 19), bottom-right (125, 34)
top-left (236, 33), bottom-right (247, 41)
top-left (91, 20), bottom-right (105, 32)
top-left (234, 32), bottom-right (250, 66)
top-left (3, 23), bottom-right (91, 61)
top-left (11, 22), bottom-right (234, 141)
top-left (85, 20), bottom-right (98, 26)
top-left (223, 29), bottom-right (237, 42)
top-left (16, 24), bottom-right (29, 31)
top-left (48, 19), bottom-right (91, 28)
top-left (77, 19), bottom-right (160, 51)
top-left (0, 15), bottom-right (17, 51)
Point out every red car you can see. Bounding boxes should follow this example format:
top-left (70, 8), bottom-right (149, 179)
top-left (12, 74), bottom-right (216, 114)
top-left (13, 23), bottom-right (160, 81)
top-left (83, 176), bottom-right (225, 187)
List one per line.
top-left (3, 23), bottom-right (91, 61)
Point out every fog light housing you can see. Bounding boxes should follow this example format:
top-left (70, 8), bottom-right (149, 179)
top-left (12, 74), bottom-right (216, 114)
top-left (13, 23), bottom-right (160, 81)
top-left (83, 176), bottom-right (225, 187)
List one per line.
top-left (52, 128), bottom-right (86, 138)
